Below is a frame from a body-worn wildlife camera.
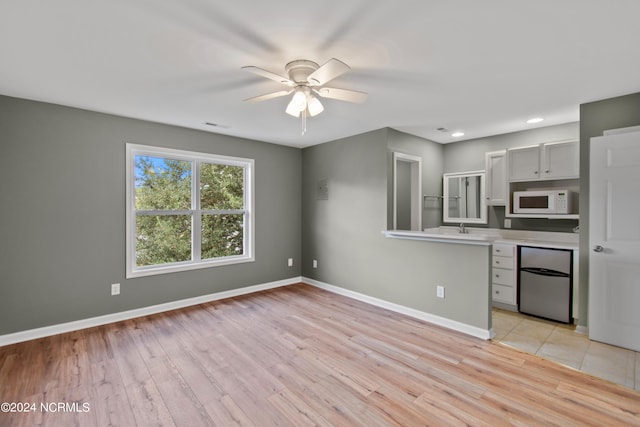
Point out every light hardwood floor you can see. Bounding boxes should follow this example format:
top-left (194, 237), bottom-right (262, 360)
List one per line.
top-left (1, 283), bottom-right (639, 426)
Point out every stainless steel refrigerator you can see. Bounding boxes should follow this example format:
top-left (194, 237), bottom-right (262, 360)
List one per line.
top-left (519, 246), bottom-right (573, 323)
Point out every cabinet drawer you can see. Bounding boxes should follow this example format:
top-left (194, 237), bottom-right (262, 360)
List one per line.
top-left (492, 268), bottom-right (514, 285)
top-left (493, 244), bottom-right (514, 257)
top-left (492, 284), bottom-right (515, 303)
top-left (492, 256), bottom-right (513, 270)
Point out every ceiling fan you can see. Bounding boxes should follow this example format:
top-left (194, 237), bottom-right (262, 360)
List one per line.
top-left (242, 58), bottom-right (367, 134)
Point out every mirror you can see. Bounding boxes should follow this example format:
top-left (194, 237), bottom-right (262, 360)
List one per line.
top-left (393, 152), bottom-right (422, 230)
top-left (443, 171), bottom-right (487, 224)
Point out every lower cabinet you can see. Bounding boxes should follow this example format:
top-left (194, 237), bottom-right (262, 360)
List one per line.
top-left (492, 243), bottom-right (517, 311)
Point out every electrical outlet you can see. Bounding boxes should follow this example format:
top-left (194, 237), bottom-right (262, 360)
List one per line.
top-left (288, 258), bottom-right (293, 267)
top-left (436, 285), bottom-right (445, 299)
top-left (111, 283), bottom-right (120, 296)
top-left (504, 219), bottom-right (512, 229)
top-left (313, 259), bottom-right (318, 269)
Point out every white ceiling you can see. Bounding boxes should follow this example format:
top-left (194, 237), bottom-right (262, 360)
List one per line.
top-left (1, 1), bottom-right (639, 147)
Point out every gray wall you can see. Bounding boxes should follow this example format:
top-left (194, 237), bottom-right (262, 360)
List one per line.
top-left (0, 95), bottom-right (302, 335)
top-left (443, 122), bottom-right (579, 232)
top-left (578, 92), bottom-right (640, 328)
top-left (302, 129), bottom-right (491, 332)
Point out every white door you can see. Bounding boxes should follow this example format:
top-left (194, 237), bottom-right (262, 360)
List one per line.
top-left (589, 130), bottom-right (640, 351)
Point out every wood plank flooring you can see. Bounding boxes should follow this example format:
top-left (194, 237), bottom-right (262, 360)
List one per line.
top-left (1, 283), bottom-right (639, 426)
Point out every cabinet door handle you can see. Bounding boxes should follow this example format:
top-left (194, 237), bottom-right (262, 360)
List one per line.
top-left (545, 170), bottom-right (550, 173)
top-left (534, 170), bottom-right (539, 174)
top-left (495, 290), bottom-right (500, 294)
top-left (593, 245), bottom-right (604, 253)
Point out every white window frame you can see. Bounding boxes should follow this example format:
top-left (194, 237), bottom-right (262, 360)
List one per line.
top-left (126, 143), bottom-right (254, 278)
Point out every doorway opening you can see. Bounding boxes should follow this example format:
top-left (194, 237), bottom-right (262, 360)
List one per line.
top-left (393, 152), bottom-right (422, 231)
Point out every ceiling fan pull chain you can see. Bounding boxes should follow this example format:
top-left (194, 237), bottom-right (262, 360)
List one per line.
top-left (301, 109), bottom-right (307, 136)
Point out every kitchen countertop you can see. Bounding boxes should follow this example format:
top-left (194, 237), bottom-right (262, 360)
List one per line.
top-left (490, 228), bottom-right (579, 250)
top-left (383, 230), bottom-right (492, 246)
top-left (385, 227), bottom-right (579, 250)
top-left (494, 237), bottom-right (578, 250)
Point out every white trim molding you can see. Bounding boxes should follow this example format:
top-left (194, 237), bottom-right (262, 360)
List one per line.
top-left (303, 277), bottom-right (493, 340)
top-left (0, 277), bottom-right (301, 347)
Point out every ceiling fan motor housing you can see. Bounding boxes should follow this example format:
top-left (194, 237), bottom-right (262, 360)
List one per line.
top-left (285, 60), bottom-right (319, 84)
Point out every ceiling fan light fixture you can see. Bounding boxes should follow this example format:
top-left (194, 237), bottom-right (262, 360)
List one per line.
top-left (307, 95), bottom-right (324, 117)
top-left (286, 89), bottom-right (307, 116)
top-left (285, 100), bottom-right (301, 117)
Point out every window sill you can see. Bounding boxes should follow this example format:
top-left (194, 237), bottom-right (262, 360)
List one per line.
top-left (126, 255), bottom-right (255, 279)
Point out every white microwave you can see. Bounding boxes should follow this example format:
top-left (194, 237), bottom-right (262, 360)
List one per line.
top-left (513, 190), bottom-right (575, 214)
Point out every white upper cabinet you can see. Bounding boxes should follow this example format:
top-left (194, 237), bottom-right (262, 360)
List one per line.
top-left (507, 140), bottom-right (579, 182)
top-left (485, 150), bottom-right (507, 206)
top-left (508, 145), bottom-right (540, 181)
top-left (542, 140), bottom-right (580, 179)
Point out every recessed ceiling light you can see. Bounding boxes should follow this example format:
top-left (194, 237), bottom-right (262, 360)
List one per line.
top-left (451, 132), bottom-right (465, 137)
top-left (526, 117), bottom-right (544, 124)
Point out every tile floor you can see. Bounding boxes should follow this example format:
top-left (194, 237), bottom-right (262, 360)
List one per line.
top-left (492, 308), bottom-right (640, 391)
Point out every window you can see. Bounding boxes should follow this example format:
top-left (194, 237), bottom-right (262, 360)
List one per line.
top-left (126, 144), bottom-right (254, 278)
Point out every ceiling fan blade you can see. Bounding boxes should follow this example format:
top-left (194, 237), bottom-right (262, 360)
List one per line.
top-left (314, 87), bottom-right (368, 103)
top-left (243, 89), bottom-right (293, 103)
top-left (242, 66), bottom-right (295, 87)
top-left (307, 58), bottom-right (351, 86)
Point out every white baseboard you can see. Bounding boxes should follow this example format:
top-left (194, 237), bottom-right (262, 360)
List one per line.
top-left (1, 276), bottom-right (492, 347)
top-left (303, 277), bottom-right (493, 340)
top-left (0, 277), bottom-right (302, 347)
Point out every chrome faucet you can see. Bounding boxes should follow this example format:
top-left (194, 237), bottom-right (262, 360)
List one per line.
top-left (459, 223), bottom-right (467, 234)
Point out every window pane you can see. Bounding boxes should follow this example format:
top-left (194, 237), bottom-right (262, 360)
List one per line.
top-left (200, 163), bottom-right (244, 210)
top-left (202, 214), bottom-right (244, 259)
top-left (136, 215), bottom-right (192, 266)
top-left (135, 155), bottom-right (192, 210)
